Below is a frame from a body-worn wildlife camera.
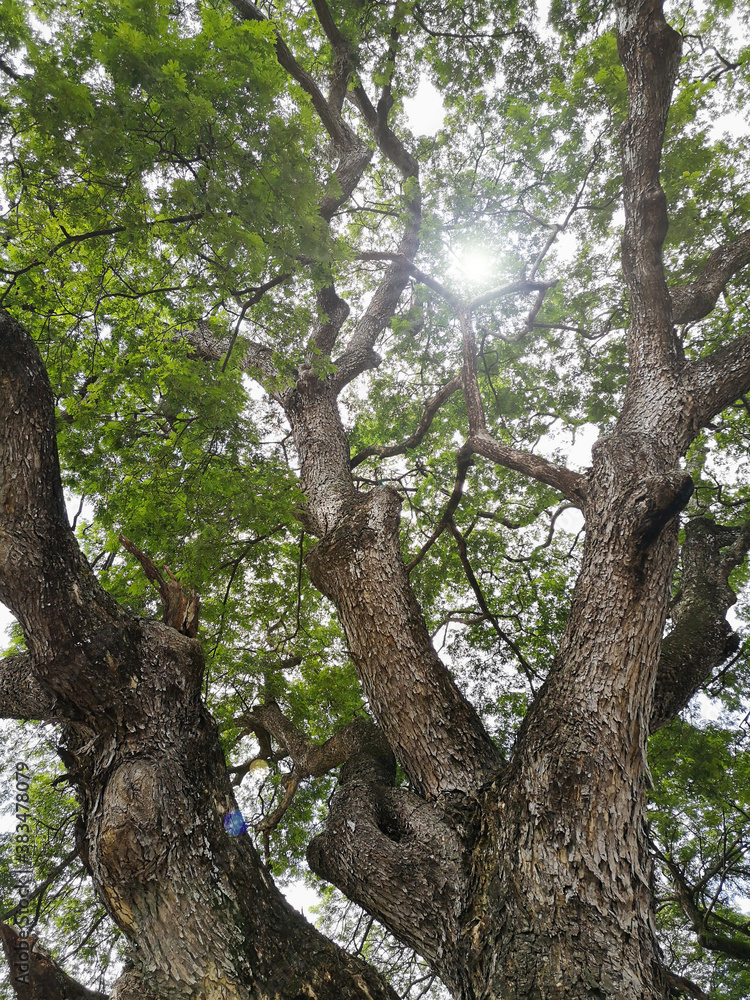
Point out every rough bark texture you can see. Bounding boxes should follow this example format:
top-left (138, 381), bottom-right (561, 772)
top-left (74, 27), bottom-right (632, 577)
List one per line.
top-left (0, 310), bottom-right (400, 1000)
top-left (4, 0), bottom-right (750, 996)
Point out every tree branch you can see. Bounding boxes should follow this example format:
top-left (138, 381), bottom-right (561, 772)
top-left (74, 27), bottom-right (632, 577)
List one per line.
top-left (616, 0), bottom-right (683, 373)
top-left (306, 486), bottom-right (502, 796)
top-left (467, 431), bottom-right (587, 506)
top-left (0, 922), bottom-right (107, 1000)
top-left (445, 520), bottom-right (537, 691)
top-left (227, 0), bottom-right (356, 151)
top-left (309, 0), bottom-right (358, 114)
top-left (663, 969), bottom-right (709, 1000)
top-left (405, 444), bottom-right (474, 572)
top-left (0, 848), bottom-right (80, 924)
top-left (671, 228), bottom-right (750, 324)
top-left (651, 517), bottom-right (750, 732)
top-left (181, 322), bottom-right (279, 384)
top-left (244, 702), bottom-right (392, 781)
top-left (0, 310), bottom-right (126, 715)
top-left (325, 5), bottom-right (421, 391)
top-left (0, 56), bottom-right (21, 80)
top-left (0, 215), bottom-right (204, 295)
top-left (312, 283), bottom-right (350, 355)
top-left (661, 854), bottom-right (750, 963)
top-left (119, 535), bottom-right (200, 638)
top-left (452, 298), bottom-right (587, 505)
top-left (680, 330), bottom-right (750, 440)
top-left (350, 374), bottom-right (462, 469)
top-left (332, 212), bottom-right (422, 391)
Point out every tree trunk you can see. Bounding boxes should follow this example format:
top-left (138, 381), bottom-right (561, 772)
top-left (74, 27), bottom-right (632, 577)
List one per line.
top-left (0, 309), bottom-right (400, 1000)
top-left (452, 431), bottom-right (693, 999)
top-left (6, 0), bottom-right (750, 993)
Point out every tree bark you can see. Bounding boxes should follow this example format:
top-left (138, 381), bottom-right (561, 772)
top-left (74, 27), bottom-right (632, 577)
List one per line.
top-left (0, 309), bottom-right (401, 1000)
top-left (5, 0), bottom-right (750, 994)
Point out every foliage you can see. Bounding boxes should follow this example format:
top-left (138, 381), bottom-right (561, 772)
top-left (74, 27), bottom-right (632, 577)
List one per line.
top-left (1, 0), bottom-right (750, 996)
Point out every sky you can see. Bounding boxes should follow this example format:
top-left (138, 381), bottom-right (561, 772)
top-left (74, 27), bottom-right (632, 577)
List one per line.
top-left (1, 68), bottom-right (748, 917)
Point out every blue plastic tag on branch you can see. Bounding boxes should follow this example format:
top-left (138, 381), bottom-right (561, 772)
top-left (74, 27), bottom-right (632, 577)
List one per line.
top-left (224, 810), bottom-right (249, 835)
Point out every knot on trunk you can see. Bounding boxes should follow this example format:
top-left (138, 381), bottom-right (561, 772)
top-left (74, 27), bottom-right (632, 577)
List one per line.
top-left (632, 471), bottom-right (694, 548)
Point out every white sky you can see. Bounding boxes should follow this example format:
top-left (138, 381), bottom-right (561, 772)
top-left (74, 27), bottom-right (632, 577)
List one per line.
top-left (1, 64), bottom-right (748, 881)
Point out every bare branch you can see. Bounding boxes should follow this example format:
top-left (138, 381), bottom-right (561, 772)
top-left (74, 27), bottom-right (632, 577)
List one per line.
top-left (468, 431), bottom-right (588, 505)
top-left (660, 853), bottom-right (750, 963)
top-left (119, 535), bottom-right (200, 638)
top-left (0, 922), bottom-right (107, 1000)
top-left (309, 0), bottom-right (358, 114)
top-left (356, 253), bottom-right (461, 308)
top-left (0, 848), bottom-right (79, 924)
top-left (445, 520), bottom-right (537, 691)
top-left (468, 278), bottom-right (557, 312)
top-left (405, 444), bottom-right (474, 572)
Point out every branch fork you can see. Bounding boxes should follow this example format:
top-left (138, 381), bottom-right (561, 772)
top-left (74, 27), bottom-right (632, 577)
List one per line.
top-left (118, 535), bottom-right (199, 637)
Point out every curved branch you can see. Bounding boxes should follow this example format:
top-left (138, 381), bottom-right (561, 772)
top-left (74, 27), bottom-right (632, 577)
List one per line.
top-left (244, 702), bottom-right (393, 781)
top-left (350, 374), bottom-right (462, 469)
top-left (0, 310), bottom-right (128, 718)
top-left (453, 302), bottom-right (587, 505)
top-left (671, 228), bottom-right (750, 324)
top-left (651, 517), bottom-right (750, 732)
top-left (332, 209), bottom-right (422, 391)
top-left (326, 6), bottom-right (421, 391)
top-left (306, 487), bottom-right (502, 796)
top-left (680, 330), bottom-right (750, 441)
top-left (468, 431), bottom-right (587, 506)
top-left (405, 443), bottom-right (474, 572)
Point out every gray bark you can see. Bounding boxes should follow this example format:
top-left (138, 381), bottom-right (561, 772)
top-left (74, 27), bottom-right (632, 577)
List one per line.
top-left (0, 309), bottom-right (400, 1000)
top-left (4, 0), bottom-right (750, 995)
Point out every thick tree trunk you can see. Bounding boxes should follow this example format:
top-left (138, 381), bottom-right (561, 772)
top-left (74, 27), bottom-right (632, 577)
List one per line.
top-left (452, 432), bottom-right (692, 1000)
top-left (0, 309), bottom-right (401, 1000)
top-left (6, 0), bottom-right (750, 993)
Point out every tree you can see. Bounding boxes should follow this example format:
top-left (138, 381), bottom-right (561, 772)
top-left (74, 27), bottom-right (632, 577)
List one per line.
top-left (1, 0), bottom-right (750, 997)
